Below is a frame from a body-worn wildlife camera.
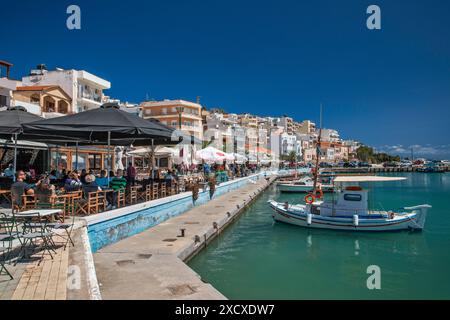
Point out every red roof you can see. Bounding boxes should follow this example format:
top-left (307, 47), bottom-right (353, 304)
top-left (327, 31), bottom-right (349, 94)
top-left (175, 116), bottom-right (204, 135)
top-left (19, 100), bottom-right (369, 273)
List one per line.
top-left (15, 85), bottom-right (57, 91)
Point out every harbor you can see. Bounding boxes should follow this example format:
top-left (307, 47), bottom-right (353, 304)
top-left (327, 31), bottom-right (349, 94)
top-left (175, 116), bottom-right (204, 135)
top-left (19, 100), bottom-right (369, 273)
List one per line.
top-left (1, 0), bottom-right (450, 305)
top-left (92, 174), bottom-right (275, 299)
top-left (189, 172), bottom-right (450, 299)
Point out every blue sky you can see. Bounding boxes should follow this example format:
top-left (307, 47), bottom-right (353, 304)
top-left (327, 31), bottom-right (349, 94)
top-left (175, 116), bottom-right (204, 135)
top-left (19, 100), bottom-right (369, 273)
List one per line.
top-left (1, 0), bottom-right (449, 158)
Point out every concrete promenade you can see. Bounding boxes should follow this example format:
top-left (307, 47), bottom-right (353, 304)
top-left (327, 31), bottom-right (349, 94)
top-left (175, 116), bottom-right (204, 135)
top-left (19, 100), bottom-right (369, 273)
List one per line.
top-left (93, 176), bottom-right (275, 300)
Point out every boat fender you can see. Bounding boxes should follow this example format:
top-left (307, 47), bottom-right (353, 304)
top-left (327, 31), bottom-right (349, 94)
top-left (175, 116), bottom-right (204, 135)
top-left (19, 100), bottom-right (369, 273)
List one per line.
top-left (304, 194), bottom-right (315, 204)
top-left (353, 215), bottom-right (359, 227)
top-left (307, 213), bottom-right (312, 225)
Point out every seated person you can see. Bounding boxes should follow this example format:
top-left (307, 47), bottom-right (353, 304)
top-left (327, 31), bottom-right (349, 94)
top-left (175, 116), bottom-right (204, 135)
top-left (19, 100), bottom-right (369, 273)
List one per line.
top-left (10, 170), bottom-right (34, 209)
top-left (3, 164), bottom-right (15, 179)
top-left (82, 174), bottom-right (101, 198)
top-left (96, 170), bottom-right (109, 188)
top-left (110, 169), bottom-right (127, 191)
top-left (48, 170), bottom-right (58, 181)
top-left (107, 169), bottom-right (127, 209)
top-left (35, 176), bottom-right (56, 204)
top-left (164, 170), bottom-right (176, 186)
top-left (64, 172), bottom-right (82, 192)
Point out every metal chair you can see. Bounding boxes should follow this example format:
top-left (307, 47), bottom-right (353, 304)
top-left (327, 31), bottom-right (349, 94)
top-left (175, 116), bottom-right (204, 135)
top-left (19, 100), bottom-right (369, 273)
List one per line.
top-left (1, 213), bottom-right (15, 279)
top-left (47, 201), bottom-right (78, 250)
top-left (14, 213), bottom-right (56, 266)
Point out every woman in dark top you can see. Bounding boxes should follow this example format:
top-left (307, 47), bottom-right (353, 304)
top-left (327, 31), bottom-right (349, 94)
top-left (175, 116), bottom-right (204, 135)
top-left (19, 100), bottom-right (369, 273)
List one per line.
top-left (35, 176), bottom-right (55, 203)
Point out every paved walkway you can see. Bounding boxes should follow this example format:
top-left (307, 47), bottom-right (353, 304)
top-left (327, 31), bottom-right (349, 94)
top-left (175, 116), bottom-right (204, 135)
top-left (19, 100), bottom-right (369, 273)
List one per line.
top-left (94, 177), bottom-right (273, 300)
top-left (0, 240), bottom-right (69, 300)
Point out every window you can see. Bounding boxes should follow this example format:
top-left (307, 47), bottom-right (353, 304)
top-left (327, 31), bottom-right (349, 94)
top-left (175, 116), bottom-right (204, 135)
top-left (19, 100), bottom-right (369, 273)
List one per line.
top-left (162, 108), bottom-right (167, 115)
top-left (0, 95), bottom-right (7, 106)
top-left (344, 194), bottom-right (362, 201)
top-left (88, 154), bottom-right (102, 170)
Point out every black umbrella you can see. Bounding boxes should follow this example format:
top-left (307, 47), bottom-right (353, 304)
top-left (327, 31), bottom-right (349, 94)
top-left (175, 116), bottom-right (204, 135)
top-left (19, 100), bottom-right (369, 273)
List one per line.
top-left (0, 106), bottom-right (43, 135)
top-left (0, 106), bottom-right (44, 179)
top-left (23, 103), bottom-right (179, 177)
top-left (23, 103), bottom-right (175, 142)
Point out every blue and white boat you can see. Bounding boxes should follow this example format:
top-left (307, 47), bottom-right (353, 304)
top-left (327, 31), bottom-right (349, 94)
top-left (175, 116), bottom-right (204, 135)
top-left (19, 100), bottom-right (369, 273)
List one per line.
top-left (269, 176), bottom-right (431, 231)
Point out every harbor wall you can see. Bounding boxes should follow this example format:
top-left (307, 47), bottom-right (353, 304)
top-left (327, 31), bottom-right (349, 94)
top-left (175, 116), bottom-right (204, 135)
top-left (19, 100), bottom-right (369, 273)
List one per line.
top-left (85, 172), bottom-right (272, 252)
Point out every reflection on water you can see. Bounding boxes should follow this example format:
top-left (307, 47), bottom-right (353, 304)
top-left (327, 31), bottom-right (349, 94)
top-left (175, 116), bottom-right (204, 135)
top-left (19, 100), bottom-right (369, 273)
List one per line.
top-left (188, 173), bottom-right (450, 299)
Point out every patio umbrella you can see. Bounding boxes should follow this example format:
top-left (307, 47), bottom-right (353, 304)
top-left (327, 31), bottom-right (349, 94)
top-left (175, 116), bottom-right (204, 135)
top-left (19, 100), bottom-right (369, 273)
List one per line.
top-left (196, 146), bottom-right (228, 163)
top-left (0, 106), bottom-right (44, 180)
top-left (22, 103), bottom-right (177, 179)
top-left (232, 153), bottom-right (247, 164)
top-left (23, 103), bottom-right (175, 143)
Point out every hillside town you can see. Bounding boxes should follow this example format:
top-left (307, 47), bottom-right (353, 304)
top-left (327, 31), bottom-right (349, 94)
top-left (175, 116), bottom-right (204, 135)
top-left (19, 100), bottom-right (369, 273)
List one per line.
top-left (0, 61), bottom-right (364, 175)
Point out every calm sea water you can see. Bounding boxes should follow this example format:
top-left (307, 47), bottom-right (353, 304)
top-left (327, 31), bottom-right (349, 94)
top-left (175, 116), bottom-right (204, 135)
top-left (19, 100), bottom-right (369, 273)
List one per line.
top-left (188, 173), bottom-right (450, 299)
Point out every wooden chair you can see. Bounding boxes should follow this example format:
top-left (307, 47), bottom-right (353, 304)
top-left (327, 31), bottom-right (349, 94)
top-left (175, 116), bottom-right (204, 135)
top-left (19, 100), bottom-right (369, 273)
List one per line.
top-left (169, 182), bottom-right (177, 195)
top-left (152, 182), bottom-right (159, 200)
top-left (159, 182), bottom-right (166, 198)
top-left (128, 186), bottom-right (138, 204)
top-left (97, 191), bottom-right (107, 212)
top-left (86, 192), bottom-right (101, 215)
top-left (136, 185), bottom-right (146, 202)
top-left (21, 195), bottom-right (37, 211)
top-left (145, 184), bottom-right (152, 202)
top-left (178, 179), bottom-right (185, 193)
top-left (117, 189), bottom-right (126, 208)
top-left (77, 192), bottom-right (100, 216)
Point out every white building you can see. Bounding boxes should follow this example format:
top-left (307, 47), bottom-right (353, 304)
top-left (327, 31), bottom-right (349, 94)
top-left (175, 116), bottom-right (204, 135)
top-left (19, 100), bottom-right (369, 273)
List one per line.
top-left (0, 77), bottom-right (19, 108)
top-left (280, 133), bottom-right (297, 156)
top-left (21, 65), bottom-right (111, 113)
top-left (320, 128), bottom-right (340, 142)
top-left (0, 60), bottom-right (20, 108)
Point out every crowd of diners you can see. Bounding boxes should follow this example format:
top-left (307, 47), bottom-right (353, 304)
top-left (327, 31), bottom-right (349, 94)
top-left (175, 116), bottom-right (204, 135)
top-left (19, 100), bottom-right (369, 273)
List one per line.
top-left (0, 160), bottom-right (262, 214)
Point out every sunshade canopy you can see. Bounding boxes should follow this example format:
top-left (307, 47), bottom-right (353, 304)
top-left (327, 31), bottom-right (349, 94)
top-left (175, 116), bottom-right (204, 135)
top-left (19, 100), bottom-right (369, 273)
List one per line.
top-left (0, 106), bottom-right (43, 135)
top-left (22, 103), bottom-right (176, 145)
top-left (333, 176), bottom-right (407, 183)
top-left (128, 146), bottom-right (176, 156)
top-left (196, 146), bottom-right (228, 162)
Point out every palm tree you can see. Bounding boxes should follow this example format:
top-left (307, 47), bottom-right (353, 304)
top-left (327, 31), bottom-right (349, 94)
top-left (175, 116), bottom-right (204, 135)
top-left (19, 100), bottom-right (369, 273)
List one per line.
top-left (287, 150), bottom-right (297, 164)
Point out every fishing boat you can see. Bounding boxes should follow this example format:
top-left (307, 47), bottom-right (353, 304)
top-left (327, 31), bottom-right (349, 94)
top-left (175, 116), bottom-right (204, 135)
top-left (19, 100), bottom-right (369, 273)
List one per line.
top-left (277, 176), bottom-right (334, 193)
top-left (268, 175), bottom-right (431, 231)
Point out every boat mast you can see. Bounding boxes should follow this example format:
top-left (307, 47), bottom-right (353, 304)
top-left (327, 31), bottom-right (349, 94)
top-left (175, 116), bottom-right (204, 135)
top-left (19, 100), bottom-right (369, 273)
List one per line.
top-left (312, 104), bottom-right (322, 196)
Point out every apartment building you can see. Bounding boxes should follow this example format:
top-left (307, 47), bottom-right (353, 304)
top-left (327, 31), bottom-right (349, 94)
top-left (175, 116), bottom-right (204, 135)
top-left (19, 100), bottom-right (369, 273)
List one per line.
top-left (140, 99), bottom-right (203, 140)
top-left (297, 120), bottom-right (316, 135)
top-left (0, 60), bottom-right (20, 108)
top-left (13, 85), bottom-right (72, 118)
top-left (21, 65), bottom-right (111, 113)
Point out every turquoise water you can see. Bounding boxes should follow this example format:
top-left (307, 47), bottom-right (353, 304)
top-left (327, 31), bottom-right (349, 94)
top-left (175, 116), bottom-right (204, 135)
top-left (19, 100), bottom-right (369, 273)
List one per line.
top-left (188, 173), bottom-right (450, 299)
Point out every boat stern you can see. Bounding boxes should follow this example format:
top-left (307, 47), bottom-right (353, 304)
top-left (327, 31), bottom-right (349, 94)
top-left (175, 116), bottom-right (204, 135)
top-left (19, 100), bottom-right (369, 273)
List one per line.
top-left (404, 204), bottom-right (432, 230)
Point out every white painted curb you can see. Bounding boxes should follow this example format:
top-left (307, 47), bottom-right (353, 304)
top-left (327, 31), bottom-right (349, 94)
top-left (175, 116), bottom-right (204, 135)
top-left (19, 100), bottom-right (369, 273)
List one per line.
top-left (80, 227), bottom-right (102, 300)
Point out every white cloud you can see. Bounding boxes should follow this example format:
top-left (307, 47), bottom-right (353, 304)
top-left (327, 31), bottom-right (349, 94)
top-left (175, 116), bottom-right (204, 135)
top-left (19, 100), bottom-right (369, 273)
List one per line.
top-left (376, 144), bottom-right (450, 159)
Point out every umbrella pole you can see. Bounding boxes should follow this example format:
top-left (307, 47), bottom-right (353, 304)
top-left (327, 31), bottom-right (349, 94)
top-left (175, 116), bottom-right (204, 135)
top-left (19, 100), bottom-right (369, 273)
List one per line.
top-left (108, 131), bottom-right (111, 187)
top-left (151, 139), bottom-right (154, 178)
top-left (75, 141), bottom-right (79, 171)
top-left (13, 134), bottom-right (18, 182)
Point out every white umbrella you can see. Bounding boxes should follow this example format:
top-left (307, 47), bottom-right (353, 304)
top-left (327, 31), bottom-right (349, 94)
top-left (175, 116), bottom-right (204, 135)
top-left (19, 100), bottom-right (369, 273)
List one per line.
top-left (129, 146), bottom-right (175, 156)
top-left (196, 146), bottom-right (228, 163)
top-left (232, 153), bottom-right (247, 164)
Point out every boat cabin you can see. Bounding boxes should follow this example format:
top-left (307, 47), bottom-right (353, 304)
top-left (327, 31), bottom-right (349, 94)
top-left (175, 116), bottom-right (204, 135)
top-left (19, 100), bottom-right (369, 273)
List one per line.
top-left (311, 176), bottom-right (406, 217)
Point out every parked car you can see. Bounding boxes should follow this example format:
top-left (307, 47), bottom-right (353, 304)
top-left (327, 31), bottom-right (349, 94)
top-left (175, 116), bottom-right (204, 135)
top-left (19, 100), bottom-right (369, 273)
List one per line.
top-left (358, 162), bottom-right (370, 167)
top-left (319, 162), bottom-right (333, 168)
top-left (383, 161), bottom-right (400, 168)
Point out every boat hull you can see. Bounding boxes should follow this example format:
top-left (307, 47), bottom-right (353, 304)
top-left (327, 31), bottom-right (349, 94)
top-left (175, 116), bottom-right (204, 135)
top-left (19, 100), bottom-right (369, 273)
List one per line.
top-left (268, 201), bottom-right (429, 232)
